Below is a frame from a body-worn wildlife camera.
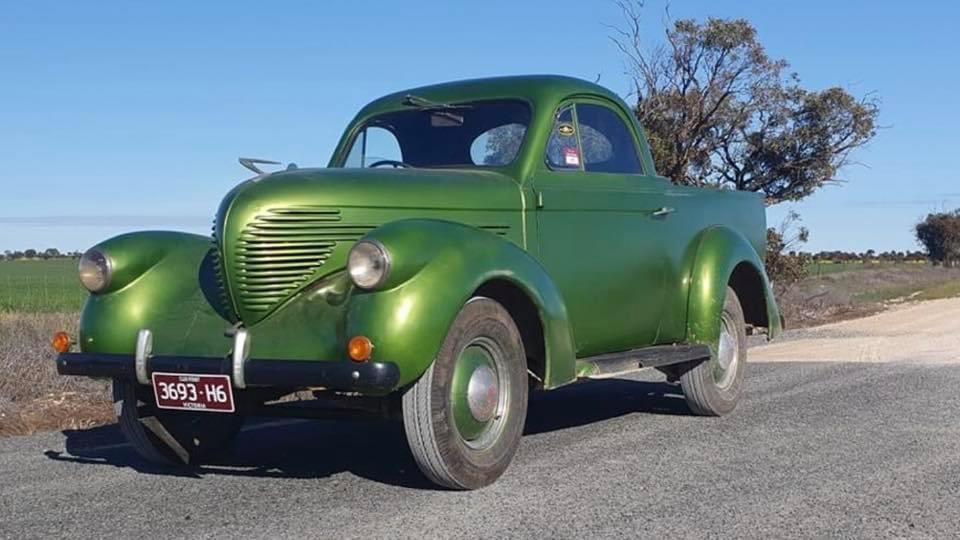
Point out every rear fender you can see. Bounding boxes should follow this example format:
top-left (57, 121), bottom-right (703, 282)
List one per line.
top-left (346, 219), bottom-right (577, 388)
top-left (686, 226), bottom-right (782, 349)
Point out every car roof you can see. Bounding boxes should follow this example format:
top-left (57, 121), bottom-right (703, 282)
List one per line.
top-left (357, 75), bottom-right (627, 117)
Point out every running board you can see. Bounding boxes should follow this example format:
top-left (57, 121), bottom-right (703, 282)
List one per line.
top-left (575, 344), bottom-right (711, 380)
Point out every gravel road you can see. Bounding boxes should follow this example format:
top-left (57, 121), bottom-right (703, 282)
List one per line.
top-left (2, 298), bottom-right (959, 539)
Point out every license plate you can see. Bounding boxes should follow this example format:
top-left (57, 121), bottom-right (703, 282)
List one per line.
top-left (151, 372), bottom-right (235, 413)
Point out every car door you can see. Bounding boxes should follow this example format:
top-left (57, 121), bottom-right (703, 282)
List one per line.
top-left (532, 100), bottom-right (673, 357)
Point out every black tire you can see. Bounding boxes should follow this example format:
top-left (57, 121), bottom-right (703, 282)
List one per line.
top-left (113, 379), bottom-right (244, 465)
top-left (680, 286), bottom-right (748, 416)
top-left (402, 297), bottom-right (529, 490)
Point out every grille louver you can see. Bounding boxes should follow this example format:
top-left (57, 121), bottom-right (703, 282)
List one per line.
top-left (233, 207), bottom-right (373, 314)
top-left (210, 220), bottom-right (237, 321)
top-left (211, 204), bottom-right (513, 322)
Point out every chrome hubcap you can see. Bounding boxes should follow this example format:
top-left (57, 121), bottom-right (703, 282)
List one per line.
top-left (714, 316), bottom-right (740, 389)
top-left (449, 337), bottom-right (510, 449)
top-left (466, 364), bottom-right (499, 422)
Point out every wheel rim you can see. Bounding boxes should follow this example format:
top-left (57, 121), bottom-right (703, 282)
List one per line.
top-left (713, 314), bottom-right (740, 390)
top-left (449, 337), bottom-right (510, 449)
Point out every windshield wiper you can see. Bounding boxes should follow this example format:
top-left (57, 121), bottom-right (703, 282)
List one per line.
top-left (402, 94), bottom-right (471, 110)
top-left (402, 94), bottom-right (470, 125)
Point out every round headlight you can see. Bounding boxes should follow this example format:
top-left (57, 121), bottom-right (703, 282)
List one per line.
top-left (78, 248), bottom-right (112, 293)
top-left (348, 240), bottom-right (390, 290)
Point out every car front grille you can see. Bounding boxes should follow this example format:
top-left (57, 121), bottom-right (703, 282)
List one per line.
top-left (210, 220), bottom-right (237, 322)
top-left (233, 207), bottom-right (373, 316)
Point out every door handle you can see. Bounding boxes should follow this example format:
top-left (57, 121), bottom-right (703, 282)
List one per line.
top-left (651, 207), bottom-right (676, 217)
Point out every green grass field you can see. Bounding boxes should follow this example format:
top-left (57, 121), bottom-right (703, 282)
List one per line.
top-left (0, 260), bottom-right (87, 313)
top-left (807, 261), bottom-right (930, 276)
top-left (854, 278), bottom-right (960, 304)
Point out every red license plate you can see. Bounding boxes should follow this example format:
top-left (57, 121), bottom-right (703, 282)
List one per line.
top-left (151, 372), bottom-right (235, 413)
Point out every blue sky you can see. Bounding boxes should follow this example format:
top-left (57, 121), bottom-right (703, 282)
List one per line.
top-left (2, 0), bottom-right (958, 253)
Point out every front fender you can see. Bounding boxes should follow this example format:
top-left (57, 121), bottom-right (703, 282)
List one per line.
top-left (686, 226), bottom-right (782, 348)
top-left (78, 231), bottom-right (232, 356)
top-left (346, 219), bottom-right (577, 389)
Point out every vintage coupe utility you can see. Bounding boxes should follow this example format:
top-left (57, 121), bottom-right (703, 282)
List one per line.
top-left (56, 75), bottom-right (780, 489)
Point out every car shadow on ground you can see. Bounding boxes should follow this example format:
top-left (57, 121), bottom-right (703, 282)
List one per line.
top-left (44, 377), bottom-right (690, 488)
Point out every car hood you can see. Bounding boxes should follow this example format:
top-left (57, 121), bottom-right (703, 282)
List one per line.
top-left (213, 167), bottom-right (521, 324)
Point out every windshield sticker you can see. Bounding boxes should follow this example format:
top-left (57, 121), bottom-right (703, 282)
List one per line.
top-left (557, 123), bottom-right (575, 137)
top-left (563, 147), bottom-right (580, 167)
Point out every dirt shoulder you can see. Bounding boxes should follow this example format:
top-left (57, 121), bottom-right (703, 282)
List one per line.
top-left (754, 296), bottom-right (960, 365)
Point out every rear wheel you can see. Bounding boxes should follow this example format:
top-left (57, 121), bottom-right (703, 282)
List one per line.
top-left (402, 297), bottom-right (528, 490)
top-left (113, 380), bottom-right (244, 465)
top-left (680, 286), bottom-right (748, 416)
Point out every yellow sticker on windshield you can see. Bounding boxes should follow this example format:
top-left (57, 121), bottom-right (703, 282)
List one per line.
top-left (557, 123), bottom-right (575, 137)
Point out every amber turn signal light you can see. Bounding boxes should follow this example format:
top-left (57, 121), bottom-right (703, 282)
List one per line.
top-left (347, 336), bottom-right (373, 362)
top-left (51, 331), bottom-right (72, 353)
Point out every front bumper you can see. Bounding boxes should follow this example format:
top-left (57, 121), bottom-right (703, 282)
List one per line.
top-left (56, 352), bottom-right (401, 394)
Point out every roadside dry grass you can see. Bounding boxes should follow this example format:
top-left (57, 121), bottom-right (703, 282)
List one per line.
top-left (0, 312), bottom-right (112, 437)
top-left (778, 264), bottom-right (960, 328)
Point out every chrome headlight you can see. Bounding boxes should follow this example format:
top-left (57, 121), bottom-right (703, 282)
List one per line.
top-left (348, 240), bottom-right (390, 290)
top-left (78, 248), bottom-right (112, 293)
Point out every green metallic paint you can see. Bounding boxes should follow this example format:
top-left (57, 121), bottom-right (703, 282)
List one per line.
top-left (329, 76), bottom-right (642, 181)
top-left (79, 232), bottom-right (232, 358)
top-left (73, 74), bottom-right (779, 399)
top-left (346, 218), bottom-right (577, 389)
top-left (532, 172), bottom-right (673, 355)
top-left (685, 226), bottom-right (782, 351)
top-left (215, 167), bottom-right (524, 324)
top-left (242, 271), bottom-right (354, 362)
top-left (528, 89), bottom-right (771, 356)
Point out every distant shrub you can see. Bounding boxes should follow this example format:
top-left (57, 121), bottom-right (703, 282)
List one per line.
top-left (916, 210), bottom-right (960, 267)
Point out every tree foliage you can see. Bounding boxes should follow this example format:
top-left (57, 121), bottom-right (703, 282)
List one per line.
top-left (809, 250), bottom-right (927, 263)
top-left (765, 211), bottom-right (811, 295)
top-left (1, 249), bottom-right (81, 261)
top-left (915, 210), bottom-right (960, 267)
top-left (482, 123), bottom-right (527, 165)
top-left (610, 2), bottom-right (879, 204)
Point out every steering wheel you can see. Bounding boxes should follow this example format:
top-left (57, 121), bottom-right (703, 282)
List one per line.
top-left (368, 159), bottom-right (412, 169)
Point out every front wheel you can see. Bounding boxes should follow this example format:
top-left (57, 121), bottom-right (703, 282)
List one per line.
top-left (113, 380), bottom-right (244, 465)
top-left (679, 286), bottom-right (748, 416)
top-left (402, 297), bottom-right (529, 490)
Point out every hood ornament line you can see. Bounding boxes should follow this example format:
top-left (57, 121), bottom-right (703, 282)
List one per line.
top-left (238, 157), bottom-right (297, 180)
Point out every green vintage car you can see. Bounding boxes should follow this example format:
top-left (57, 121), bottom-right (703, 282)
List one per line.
top-left (56, 75), bottom-right (780, 489)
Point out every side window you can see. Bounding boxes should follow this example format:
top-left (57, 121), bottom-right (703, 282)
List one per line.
top-left (343, 126), bottom-right (403, 167)
top-left (545, 106), bottom-right (581, 170)
top-left (575, 103), bottom-right (643, 174)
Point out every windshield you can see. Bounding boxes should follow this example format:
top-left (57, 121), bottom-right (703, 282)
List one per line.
top-left (340, 99), bottom-right (530, 169)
